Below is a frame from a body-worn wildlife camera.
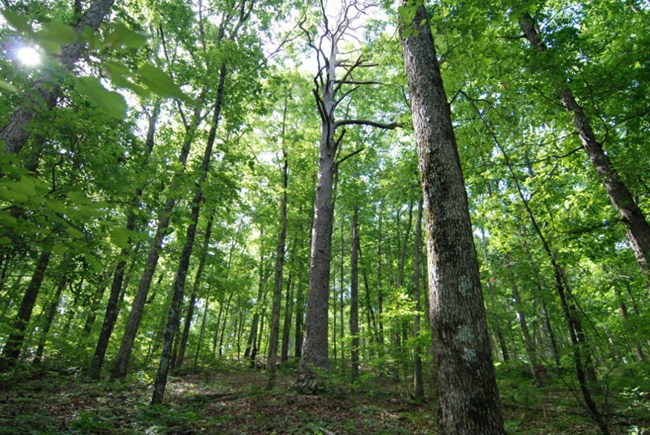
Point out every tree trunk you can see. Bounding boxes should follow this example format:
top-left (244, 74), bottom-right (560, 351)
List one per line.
top-left (267, 120), bottom-right (289, 388)
top-left (151, 64), bottom-right (226, 404)
top-left (246, 231), bottom-right (266, 364)
top-left (519, 12), bottom-right (650, 274)
top-left (176, 213), bottom-right (215, 371)
top-left (0, 249), bottom-right (52, 371)
top-left (33, 272), bottom-right (68, 365)
top-left (412, 200), bottom-right (424, 399)
top-left (399, 5), bottom-right (504, 433)
top-left (110, 107), bottom-right (202, 381)
top-left (350, 207), bottom-right (360, 382)
top-left (1, 0), bottom-right (115, 154)
top-left (295, 39), bottom-right (339, 393)
top-left (504, 259), bottom-right (544, 386)
top-left (83, 273), bottom-right (108, 336)
top-left (281, 268), bottom-right (294, 362)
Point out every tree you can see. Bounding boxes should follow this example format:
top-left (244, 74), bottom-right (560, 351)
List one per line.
top-left (296, 0), bottom-right (399, 393)
top-left (398, 2), bottom-right (504, 432)
top-left (518, 12), bottom-right (650, 275)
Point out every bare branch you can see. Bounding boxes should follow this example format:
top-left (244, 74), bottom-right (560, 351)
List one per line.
top-left (335, 119), bottom-right (401, 129)
top-left (336, 146), bottom-right (365, 167)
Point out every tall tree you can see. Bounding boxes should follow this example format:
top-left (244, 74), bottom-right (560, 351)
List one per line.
top-left (296, 0), bottom-right (398, 392)
top-left (398, 2), bottom-right (504, 432)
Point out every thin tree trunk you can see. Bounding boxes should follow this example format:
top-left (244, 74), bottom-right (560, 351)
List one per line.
top-left (412, 200), bottom-right (424, 399)
top-left (339, 218), bottom-right (345, 364)
top-left (480, 105), bottom-right (608, 432)
top-left (267, 112), bottom-right (289, 388)
top-left (193, 282), bottom-right (211, 371)
top-left (83, 273), bottom-right (108, 336)
top-left (519, 12), bottom-right (650, 274)
top-left (246, 230), bottom-right (266, 363)
top-left (399, 5), bottom-right (504, 432)
top-left (281, 268), bottom-right (294, 362)
top-left (504, 259), bottom-right (544, 386)
top-left (110, 106), bottom-right (202, 381)
top-left (33, 272), bottom-right (68, 365)
top-left (0, 249), bottom-right (51, 371)
top-left (350, 207), bottom-right (360, 382)
top-left (151, 64), bottom-right (227, 404)
top-left (176, 213), bottom-right (215, 371)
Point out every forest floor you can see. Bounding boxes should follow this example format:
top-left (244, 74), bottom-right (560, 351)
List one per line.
top-left (1, 359), bottom-right (649, 434)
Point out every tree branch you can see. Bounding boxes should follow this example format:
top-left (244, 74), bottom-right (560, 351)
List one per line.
top-left (335, 119), bottom-right (401, 129)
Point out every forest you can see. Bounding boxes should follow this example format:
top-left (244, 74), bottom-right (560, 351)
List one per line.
top-left (0, 0), bottom-right (649, 433)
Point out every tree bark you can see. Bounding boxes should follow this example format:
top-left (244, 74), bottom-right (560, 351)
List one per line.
top-left (399, 4), bottom-right (504, 433)
top-left (1, 0), bottom-right (115, 154)
top-left (519, 12), bottom-right (650, 274)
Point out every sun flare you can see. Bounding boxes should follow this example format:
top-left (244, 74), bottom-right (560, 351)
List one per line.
top-left (17, 46), bottom-right (41, 66)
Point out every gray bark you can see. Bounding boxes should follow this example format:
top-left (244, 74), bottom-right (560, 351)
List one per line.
top-left (399, 4), bottom-right (504, 433)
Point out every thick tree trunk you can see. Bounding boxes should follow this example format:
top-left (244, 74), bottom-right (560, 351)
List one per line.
top-left (349, 207), bottom-right (360, 382)
top-left (519, 12), bottom-right (650, 274)
top-left (412, 200), bottom-right (424, 399)
top-left (1, 0), bottom-right (115, 154)
top-left (110, 108), bottom-right (201, 381)
top-left (0, 249), bottom-right (51, 371)
top-left (295, 40), bottom-right (338, 393)
top-left (151, 65), bottom-right (226, 404)
top-left (399, 5), bottom-right (504, 433)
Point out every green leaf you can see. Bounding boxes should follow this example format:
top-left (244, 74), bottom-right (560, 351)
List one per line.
top-left (75, 76), bottom-right (127, 119)
top-left (0, 80), bottom-right (18, 94)
top-left (105, 23), bottom-right (148, 49)
top-left (110, 228), bottom-right (131, 249)
top-left (38, 22), bottom-right (78, 46)
top-left (138, 64), bottom-right (187, 101)
top-left (0, 236), bottom-right (12, 246)
top-left (52, 244), bottom-right (67, 256)
top-left (85, 253), bottom-right (103, 273)
top-left (2, 10), bottom-right (31, 33)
